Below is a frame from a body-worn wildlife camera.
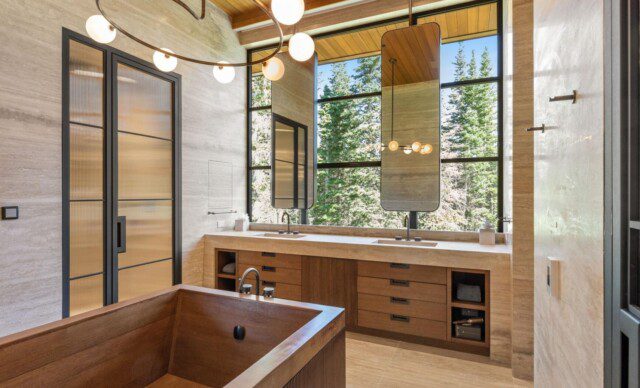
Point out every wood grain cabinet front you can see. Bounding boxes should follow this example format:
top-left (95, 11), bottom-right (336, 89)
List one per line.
top-left (237, 251), bottom-right (302, 269)
top-left (357, 310), bottom-right (447, 340)
top-left (357, 276), bottom-right (446, 303)
top-left (357, 293), bottom-right (447, 322)
top-left (357, 261), bottom-right (447, 284)
top-left (237, 263), bottom-right (302, 285)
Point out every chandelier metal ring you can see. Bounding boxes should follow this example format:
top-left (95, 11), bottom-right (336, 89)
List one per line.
top-left (95, 0), bottom-right (284, 67)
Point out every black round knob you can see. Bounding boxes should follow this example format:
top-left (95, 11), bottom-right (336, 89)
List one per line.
top-left (233, 325), bottom-right (246, 340)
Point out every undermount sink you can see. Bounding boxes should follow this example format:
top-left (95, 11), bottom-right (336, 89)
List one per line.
top-left (375, 239), bottom-right (438, 247)
top-left (259, 232), bottom-right (307, 239)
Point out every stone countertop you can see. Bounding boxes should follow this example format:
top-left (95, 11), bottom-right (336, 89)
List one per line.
top-left (206, 231), bottom-right (511, 271)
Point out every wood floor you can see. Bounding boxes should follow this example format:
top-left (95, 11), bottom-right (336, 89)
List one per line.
top-left (346, 332), bottom-right (533, 388)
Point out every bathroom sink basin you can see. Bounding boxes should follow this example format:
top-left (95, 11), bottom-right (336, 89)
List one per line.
top-left (375, 239), bottom-right (438, 247)
top-left (259, 232), bottom-right (307, 239)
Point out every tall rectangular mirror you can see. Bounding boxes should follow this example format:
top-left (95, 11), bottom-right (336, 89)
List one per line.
top-left (272, 114), bottom-right (308, 209)
top-left (380, 23), bottom-right (441, 212)
top-left (271, 52), bottom-right (316, 209)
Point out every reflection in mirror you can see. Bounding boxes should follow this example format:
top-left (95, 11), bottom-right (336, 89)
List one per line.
top-left (272, 114), bottom-right (308, 209)
top-left (380, 23), bottom-right (441, 212)
top-left (271, 52), bottom-right (316, 209)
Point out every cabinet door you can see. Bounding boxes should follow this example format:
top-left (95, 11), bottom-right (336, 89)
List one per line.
top-left (301, 257), bottom-right (358, 329)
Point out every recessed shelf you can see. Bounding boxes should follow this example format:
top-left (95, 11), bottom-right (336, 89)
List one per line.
top-left (217, 273), bottom-right (236, 280)
top-left (452, 300), bottom-right (486, 311)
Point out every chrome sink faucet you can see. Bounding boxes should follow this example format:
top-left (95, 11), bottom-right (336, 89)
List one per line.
top-left (238, 267), bottom-right (274, 298)
top-left (239, 267), bottom-right (260, 296)
top-left (281, 211), bottom-right (291, 234)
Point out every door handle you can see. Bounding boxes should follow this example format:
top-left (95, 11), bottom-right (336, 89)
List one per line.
top-left (116, 216), bottom-right (127, 253)
top-left (390, 297), bottom-right (409, 305)
top-left (391, 314), bottom-right (410, 323)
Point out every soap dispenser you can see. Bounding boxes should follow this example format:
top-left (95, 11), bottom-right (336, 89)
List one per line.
top-left (479, 219), bottom-right (496, 246)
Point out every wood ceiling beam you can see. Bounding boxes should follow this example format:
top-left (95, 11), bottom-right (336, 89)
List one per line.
top-left (238, 0), bottom-right (470, 46)
top-left (231, 0), bottom-right (349, 29)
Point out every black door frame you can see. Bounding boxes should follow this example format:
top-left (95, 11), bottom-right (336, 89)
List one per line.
top-left (62, 28), bottom-right (182, 318)
top-left (606, 0), bottom-right (640, 386)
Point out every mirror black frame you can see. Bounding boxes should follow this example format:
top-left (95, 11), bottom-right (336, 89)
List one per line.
top-left (271, 113), bottom-right (309, 209)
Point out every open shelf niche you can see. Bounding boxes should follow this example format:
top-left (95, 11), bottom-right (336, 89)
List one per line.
top-left (448, 269), bottom-right (490, 347)
top-left (216, 250), bottom-right (238, 291)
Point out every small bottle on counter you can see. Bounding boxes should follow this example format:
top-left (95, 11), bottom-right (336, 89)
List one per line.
top-left (478, 219), bottom-right (496, 246)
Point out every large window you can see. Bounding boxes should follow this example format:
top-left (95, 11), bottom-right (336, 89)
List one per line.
top-left (248, 1), bottom-right (502, 231)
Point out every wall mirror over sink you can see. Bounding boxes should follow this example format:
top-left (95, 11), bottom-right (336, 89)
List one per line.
top-left (271, 52), bottom-right (316, 210)
top-left (380, 22), bottom-right (441, 212)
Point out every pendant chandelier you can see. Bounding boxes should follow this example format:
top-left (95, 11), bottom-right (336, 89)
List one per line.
top-left (85, 0), bottom-right (316, 83)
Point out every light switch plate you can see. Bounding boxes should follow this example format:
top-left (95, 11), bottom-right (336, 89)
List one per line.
top-left (546, 257), bottom-right (561, 298)
top-left (1, 206), bottom-right (18, 220)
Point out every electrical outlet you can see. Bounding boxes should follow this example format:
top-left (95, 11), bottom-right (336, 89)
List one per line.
top-left (546, 257), bottom-right (561, 298)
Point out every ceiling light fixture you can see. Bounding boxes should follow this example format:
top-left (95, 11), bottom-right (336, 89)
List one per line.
top-left (212, 61), bottom-right (235, 84)
top-left (271, 0), bottom-right (305, 25)
top-left (88, 0), bottom-right (286, 80)
top-left (85, 14), bottom-right (116, 44)
top-left (153, 48), bottom-right (178, 72)
top-left (288, 32), bottom-right (315, 62)
top-left (262, 57), bottom-right (286, 81)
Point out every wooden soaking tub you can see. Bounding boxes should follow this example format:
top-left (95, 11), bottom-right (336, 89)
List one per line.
top-left (0, 285), bottom-right (345, 387)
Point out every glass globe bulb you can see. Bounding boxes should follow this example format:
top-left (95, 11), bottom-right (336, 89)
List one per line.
top-left (420, 144), bottom-right (433, 155)
top-left (85, 15), bottom-right (116, 44)
top-left (271, 0), bottom-right (305, 25)
top-left (411, 141), bottom-right (422, 152)
top-left (212, 61), bottom-right (235, 84)
top-left (388, 140), bottom-right (399, 152)
top-left (262, 57), bottom-right (285, 81)
top-left (403, 147), bottom-right (413, 155)
top-left (288, 32), bottom-right (315, 62)
top-left (153, 48), bottom-right (177, 72)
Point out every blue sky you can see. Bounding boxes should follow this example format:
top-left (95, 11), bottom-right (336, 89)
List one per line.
top-left (317, 35), bottom-right (498, 95)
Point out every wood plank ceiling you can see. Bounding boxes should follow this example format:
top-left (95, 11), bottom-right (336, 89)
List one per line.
top-left (249, 2), bottom-right (497, 70)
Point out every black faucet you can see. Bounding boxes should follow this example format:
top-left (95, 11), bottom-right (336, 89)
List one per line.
top-left (403, 214), bottom-right (411, 241)
top-left (281, 211), bottom-right (291, 234)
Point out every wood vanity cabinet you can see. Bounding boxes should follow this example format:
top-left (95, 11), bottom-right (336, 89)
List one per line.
top-left (215, 249), bottom-right (490, 355)
top-left (356, 261), bottom-right (448, 341)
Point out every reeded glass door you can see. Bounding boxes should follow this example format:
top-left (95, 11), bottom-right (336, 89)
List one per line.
top-left (113, 58), bottom-right (177, 303)
top-left (63, 31), bottom-right (181, 317)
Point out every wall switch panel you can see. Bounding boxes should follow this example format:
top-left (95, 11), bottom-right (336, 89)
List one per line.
top-left (1, 206), bottom-right (19, 220)
top-left (546, 257), bottom-right (561, 298)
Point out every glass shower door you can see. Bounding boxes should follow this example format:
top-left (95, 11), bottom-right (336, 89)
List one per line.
top-left (113, 59), bottom-right (176, 302)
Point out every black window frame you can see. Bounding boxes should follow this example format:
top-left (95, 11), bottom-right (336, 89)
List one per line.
top-left (247, 0), bottom-right (503, 231)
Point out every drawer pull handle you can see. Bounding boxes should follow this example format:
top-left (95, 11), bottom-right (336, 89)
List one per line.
top-left (390, 279), bottom-right (409, 287)
top-left (391, 314), bottom-right (410, 323)
top-left (390, 297), bottom-right (409, 305)
top-left (263, 281), bottom-right (276, 287)
top-left (390, 263), bottom-right (410, 269)
top-left (261, 252), bottom-right (276, 257)
top-left (262, 265), bottom-right (276, 272)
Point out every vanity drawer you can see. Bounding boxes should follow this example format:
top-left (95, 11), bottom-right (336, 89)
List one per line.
top-left (261, 281), bottom-right (301, 301)
top-left (358, 293), bottom-right (446, 322)
top-left (357, 276), bottom-right (446, 303)
top-left (238, 251), bottom-right (301, 269)
top-left (358, 261), bottom-right (446, 284)
top-left (238, 264), bottom-right (302, 285)
top-left (358, 309), bottom-right (446, 340)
